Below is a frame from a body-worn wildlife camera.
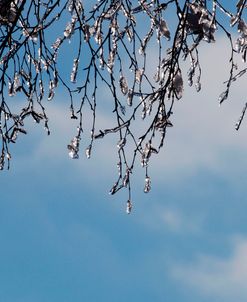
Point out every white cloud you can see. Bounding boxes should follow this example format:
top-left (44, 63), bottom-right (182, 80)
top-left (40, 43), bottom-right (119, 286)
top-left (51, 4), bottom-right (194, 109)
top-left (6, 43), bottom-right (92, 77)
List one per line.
top-left (137, 204), bottom-right (202, 233)
top-left (149, 36), bottom-right (247, 182)
top-left (171, 237), bottom-right (247, 301)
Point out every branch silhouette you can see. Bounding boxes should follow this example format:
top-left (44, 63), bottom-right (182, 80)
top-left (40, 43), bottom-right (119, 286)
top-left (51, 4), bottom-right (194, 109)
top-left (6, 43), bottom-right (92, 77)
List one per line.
top-left (0, 0), bottom-right (246, 212)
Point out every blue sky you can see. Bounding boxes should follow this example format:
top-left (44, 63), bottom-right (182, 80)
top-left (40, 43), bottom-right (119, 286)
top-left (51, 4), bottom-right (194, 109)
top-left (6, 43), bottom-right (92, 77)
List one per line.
top-left (1, 2), bottom-right (247, 302)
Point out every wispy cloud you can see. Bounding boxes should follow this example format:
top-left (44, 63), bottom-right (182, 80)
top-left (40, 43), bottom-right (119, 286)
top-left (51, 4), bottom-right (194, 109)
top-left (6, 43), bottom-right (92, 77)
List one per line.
top-left (137, 204), bottom-right (203, 233)
top-left (171, 236), bottom-right (247, 301)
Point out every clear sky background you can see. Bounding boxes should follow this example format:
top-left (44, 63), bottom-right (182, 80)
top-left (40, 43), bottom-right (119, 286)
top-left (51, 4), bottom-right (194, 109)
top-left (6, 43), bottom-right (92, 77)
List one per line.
top-left (1, 1), bottom-right (247, 302)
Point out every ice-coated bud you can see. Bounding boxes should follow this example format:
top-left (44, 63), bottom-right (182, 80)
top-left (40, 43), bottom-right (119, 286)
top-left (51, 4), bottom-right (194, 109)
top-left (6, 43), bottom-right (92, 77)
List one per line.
top-left (67, 136), bottom-right (80, 159)
top-left (144, 176), bottom-right (151, 193)
top-left (109, 182), bottom-right (118, 195)
top-left (126, 200), bottom-right (132, 214)
top-left (68, 150), bottom-right (79, 159)
top-left (85, 146), bottom-right (91, 159)
top-left (117, 138), bottom-right (126, 150)
top-left (119, 76), bottom-right (128, 95)
top-left (127, 89), bottom-right (133, 106)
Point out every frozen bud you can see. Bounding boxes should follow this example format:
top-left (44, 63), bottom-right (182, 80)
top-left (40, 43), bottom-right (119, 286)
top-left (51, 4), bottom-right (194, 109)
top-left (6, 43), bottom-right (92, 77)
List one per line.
top-left (110, 19), bottom-right (119, 35)
top-left (11, 129), bottom-right (19, 142)
top-left (122, 169), bottom-right (130, 187)
top-left (119, 76), bottom-right (128, 95)
top-left (195, 81), bottom-right (201, 92)
top-left (109, 182), bottom-right (118, 195)
top-left (8, 81), bottom-right (15, 96)
top-left (71, 137), bottom-right (80, 148)
top-left (235, 38), bottom-right (241, 53)
top-left (51, 37), bottom-right (62, 50)
top-left (64, 18), bottom-right (76, 39)
top-left (173, 70), bottom-right (183, 99)
top-left (158, 19), bottom-right (170, 40)
top-left (83, 24), bottom-right (91, 42)
top-left (144, 176), bottom-right (151, 193)
top-left (6, 152), bottom-right (11, 160)
top-left (39, 80), bottom-right (44, 97)
top-left (53, 71), bottom-right (58, 88)
top-left (154, 68), bottom-right (160, 82)
top-left (67, 136), bottom-right (80, 159)
top-left (99, 47), bottom-right (104, 69)
top-left (218, 91), bottom-right (228, 105)
top-left (68, 150), bottom-right (79, 159)
top-left (107, 48), bottom-right (116, 73)
top-left (117, 138), bottom-right (126, 150)
top-left (44, 123), bottom-right (50, 135)
top-left (13, 73), bottom-right (20, 91)
top-left (48, 88), bottom-right (55, 101)
top-left (71, 58), bottom-right (79, 83)
top-left (95, 30), bottom-right (103, 44)
top-left (135, 68), bottom-right (144, 83)
top-left (5, 113), bottom-right (9, 120)
top-left (127, 89), bottom-right (133, 106)
top-left (126, 200), bottom-right (132, 214)
top-left (85, 145), bottom-right (91, 159)
top-left (126, 27), bottom-right (133, 42)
